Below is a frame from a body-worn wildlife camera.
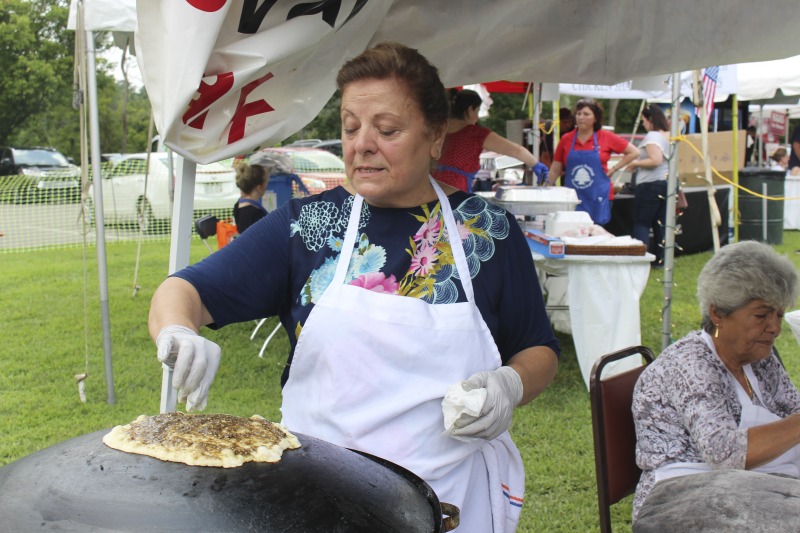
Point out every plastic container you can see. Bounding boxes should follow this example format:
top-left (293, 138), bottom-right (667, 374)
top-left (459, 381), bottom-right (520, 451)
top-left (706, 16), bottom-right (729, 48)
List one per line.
top-left (737, 168), bottom-right (785, 244)
top-left (545, 211), bottom-right (594, 237)
top-left (267, 173), bottom-right (309, 206)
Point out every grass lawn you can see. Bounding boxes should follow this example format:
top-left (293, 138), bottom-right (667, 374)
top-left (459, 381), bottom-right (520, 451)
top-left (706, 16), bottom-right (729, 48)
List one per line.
top-left (3, 231), bottom-right (800, 532)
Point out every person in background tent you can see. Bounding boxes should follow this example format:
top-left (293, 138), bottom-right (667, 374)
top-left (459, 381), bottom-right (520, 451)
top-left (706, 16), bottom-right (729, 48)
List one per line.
top-left (546, 98), bottom-right (639, 225)
top-left (769, 147), bottom-right (789, 172)
top-left (232, 162), bottom-right (269, 233)
top-left (789, 124), bottom-right (800, 176)
top-left (539, 107), bottom-right (576, 168)
top-left (625, 103), bottom-right (671, 267)
top-left (149, 41), bottom-right (559, 532)
top-left (559, 106), bottom-right (576, 135)
top-left (433, 88), bottom-right (549, 192)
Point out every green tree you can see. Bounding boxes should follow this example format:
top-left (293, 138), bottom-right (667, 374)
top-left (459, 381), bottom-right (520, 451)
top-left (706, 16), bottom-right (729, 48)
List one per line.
top-left (1, 1), bottom-right (151, 161)
top-left (287, 91), bottom-right (342, 143)
top-left (0, 0), bottom-right (75, 145)
top-left (10, 73), bottom-right (152, 163)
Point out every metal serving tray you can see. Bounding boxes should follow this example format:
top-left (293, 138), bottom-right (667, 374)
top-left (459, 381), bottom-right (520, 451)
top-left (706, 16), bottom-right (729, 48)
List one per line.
top-left (487, 186), bottom-right (580, 217)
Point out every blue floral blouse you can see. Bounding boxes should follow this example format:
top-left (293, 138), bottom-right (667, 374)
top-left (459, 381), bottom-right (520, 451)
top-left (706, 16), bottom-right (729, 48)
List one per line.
top-left (176, 186), bottom-right (559, 385)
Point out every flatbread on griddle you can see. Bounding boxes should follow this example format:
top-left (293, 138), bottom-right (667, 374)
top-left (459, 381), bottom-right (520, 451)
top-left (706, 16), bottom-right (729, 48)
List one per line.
top-left (103, 412), bottom-right (300, 468)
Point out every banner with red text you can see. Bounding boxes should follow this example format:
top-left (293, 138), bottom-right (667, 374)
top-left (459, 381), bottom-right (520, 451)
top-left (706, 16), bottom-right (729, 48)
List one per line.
top-left (135, 0), bottom-right (387, 163)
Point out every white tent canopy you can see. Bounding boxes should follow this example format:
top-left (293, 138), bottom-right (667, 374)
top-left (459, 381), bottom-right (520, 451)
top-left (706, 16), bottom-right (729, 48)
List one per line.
top-left (557, 65), bottom-right (738, 103)
top-left (557, 55), bottom-right (800, 107)
top-left (737, 55), bottom-right (800, 102)
top-left (69, 0), bottom-right (800, 163)
top-left (127, 0), bottom-right (800, 163)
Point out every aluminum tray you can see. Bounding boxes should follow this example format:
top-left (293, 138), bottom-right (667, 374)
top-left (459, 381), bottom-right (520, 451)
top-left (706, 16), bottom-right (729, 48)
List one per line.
top-left (487, 186), bottom-right (580, 217)
top-left (494, 185), bottom-right (579, 203)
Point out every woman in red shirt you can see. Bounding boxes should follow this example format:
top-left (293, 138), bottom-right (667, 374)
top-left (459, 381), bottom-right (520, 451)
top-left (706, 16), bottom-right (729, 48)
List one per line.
top-left (547, 99), bottom-right (638, 224)
top-left (433, 89), bottom-right (546, 192)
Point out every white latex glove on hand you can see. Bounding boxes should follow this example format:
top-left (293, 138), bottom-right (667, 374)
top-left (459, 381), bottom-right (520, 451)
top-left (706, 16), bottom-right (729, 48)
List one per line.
top-left (450, 366), bottom-right (523, 440)
top-left (156, 325), bottom-right (221, 412)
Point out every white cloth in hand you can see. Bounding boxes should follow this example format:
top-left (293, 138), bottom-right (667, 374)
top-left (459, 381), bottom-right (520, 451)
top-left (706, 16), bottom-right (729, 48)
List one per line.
top-left (449, 366), bottom-right (523, 440)
top-left (156, 325), bottom-right (221, 412)
top-left (442, 381), bottom-right (488, 441)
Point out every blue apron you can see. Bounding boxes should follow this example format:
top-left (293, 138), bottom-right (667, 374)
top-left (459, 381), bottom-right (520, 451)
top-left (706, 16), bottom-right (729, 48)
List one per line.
top-left (565, 132), bottom-right (611, 224)
top-left (437, 164), bottom-right (477, 193)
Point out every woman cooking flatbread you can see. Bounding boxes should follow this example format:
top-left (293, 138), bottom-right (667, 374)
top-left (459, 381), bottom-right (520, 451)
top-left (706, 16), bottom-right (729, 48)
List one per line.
top-left (148, 41), bottom-right (559, 532)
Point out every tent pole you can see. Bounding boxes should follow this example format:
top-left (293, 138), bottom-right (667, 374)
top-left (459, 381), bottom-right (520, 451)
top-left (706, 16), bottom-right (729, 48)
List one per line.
top-left (161, 157), bottom-right (197, 413)
top-left (662, 72), bottom-right (681, 351)
top-left (732, 95), bottom-right (739, 243)
top-left (554, 98), bottom-right (561, 143)
top-left (758, 104), bottom-right (765, 168)
top-left (85, 29), bottom-right (115, 404)
top-left (531, 83), bottom-right (541, 161)
top-left (694, 70), bottom-right (721, 253)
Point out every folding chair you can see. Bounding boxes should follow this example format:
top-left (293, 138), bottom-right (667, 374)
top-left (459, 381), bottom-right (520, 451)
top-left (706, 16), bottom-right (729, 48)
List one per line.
top-left (250, 317), bottom-right (283, 358)
top-left (194, 214), bottom-right (219, 254)
top-left (590, 345), bottom-right (655, 533)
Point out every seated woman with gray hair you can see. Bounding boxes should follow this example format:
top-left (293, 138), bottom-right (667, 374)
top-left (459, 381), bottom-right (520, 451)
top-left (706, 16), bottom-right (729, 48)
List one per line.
top-left (632, 240), bottom-right (800, 525)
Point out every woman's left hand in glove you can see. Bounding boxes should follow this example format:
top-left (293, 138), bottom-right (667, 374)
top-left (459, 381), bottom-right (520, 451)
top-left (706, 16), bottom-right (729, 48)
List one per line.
top-left (450, 366), bottom-right (523, 440)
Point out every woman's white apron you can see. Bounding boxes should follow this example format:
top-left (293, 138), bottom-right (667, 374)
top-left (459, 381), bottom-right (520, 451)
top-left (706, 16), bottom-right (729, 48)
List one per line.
top-left (281, 177), bottom-right (524, 532)
top-left (654, 332), bottom-right (800, 483)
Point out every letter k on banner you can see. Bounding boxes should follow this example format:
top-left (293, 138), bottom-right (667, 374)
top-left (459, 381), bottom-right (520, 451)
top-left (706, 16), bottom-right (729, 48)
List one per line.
top-left (136, 0), bottom-right (388, 163)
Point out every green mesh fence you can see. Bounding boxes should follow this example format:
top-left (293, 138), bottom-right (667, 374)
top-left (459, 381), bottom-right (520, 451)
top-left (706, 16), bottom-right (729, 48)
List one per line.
top-left (0, 154), bottom-right (239, 253)
top-left (1, 151), bottom-right (350, 253)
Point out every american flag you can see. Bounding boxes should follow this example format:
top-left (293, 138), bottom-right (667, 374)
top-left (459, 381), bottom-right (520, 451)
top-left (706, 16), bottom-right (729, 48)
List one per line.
top-left (699, 66), bottom-right (719, 124)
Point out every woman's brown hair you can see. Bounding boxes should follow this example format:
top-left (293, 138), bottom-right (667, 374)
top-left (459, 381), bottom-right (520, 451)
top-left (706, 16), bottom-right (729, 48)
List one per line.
top-left (234, 163), bottom-right (268, 194)
top-left (336, 41), bottom-right (449, 136)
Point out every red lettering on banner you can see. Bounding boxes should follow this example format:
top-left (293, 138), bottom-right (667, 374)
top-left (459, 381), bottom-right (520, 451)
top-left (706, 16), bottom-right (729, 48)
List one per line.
top-left (182, 72), bottom-right (235, 130)
top-left (186, 0), bottom-right (227, 13)
top-left (228, 72), bottom-right (275, 144)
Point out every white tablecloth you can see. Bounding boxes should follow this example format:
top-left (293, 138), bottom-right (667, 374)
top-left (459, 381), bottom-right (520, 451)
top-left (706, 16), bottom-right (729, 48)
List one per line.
top-left (784, 175), bottom-right (800, 230)
top-left (533, 252), bottom-right (654, 389)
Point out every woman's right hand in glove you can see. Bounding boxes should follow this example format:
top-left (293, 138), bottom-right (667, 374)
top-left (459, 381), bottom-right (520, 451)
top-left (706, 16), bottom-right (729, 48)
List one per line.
top-left (156, 325), bottom-right (221, 412)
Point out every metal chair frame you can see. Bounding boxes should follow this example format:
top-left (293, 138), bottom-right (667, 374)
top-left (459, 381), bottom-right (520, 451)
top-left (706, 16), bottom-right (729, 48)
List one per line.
top-left (250, 317), bottom-right (283, 358)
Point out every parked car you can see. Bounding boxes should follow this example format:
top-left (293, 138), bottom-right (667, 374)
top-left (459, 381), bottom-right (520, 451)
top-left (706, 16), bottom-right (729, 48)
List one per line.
top-left (284, 138), bottom-right (343, 158)
top-left (310, 140), bottom-right (343, 158)
top-left (251, 146), bottom-right (348, 195)
top-left (0, 146), bottom-right (81, 203)
top-left (86, 152), bottom-right (239, 233)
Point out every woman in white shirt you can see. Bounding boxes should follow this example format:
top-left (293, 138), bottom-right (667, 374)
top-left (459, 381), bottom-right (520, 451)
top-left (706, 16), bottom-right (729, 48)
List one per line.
top-left (626, 104), bottom-right (670, 267)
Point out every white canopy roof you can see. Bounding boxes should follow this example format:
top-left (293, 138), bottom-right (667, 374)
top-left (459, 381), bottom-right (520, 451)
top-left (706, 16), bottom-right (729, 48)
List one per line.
top-left (70, 0), bottom-right (800, 162)
top-left (737, 55), bottom-right (800, 102)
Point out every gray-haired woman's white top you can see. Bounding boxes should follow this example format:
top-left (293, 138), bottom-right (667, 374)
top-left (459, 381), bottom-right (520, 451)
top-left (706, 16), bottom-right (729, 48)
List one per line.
top-left (635, 131), bottom-right (670, 184)
top-left (631, 331), bottom-right (800, 521)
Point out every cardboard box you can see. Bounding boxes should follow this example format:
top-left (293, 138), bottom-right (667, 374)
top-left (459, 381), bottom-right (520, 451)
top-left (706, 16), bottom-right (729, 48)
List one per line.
top-left (525, 229), bottom-right (565, 258)
top-left (677, 130), bottom-right (745, 187)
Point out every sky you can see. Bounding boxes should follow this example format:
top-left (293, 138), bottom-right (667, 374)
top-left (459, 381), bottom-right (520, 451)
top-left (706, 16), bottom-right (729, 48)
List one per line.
top-left (99, 45), bottom-right (144, 90)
